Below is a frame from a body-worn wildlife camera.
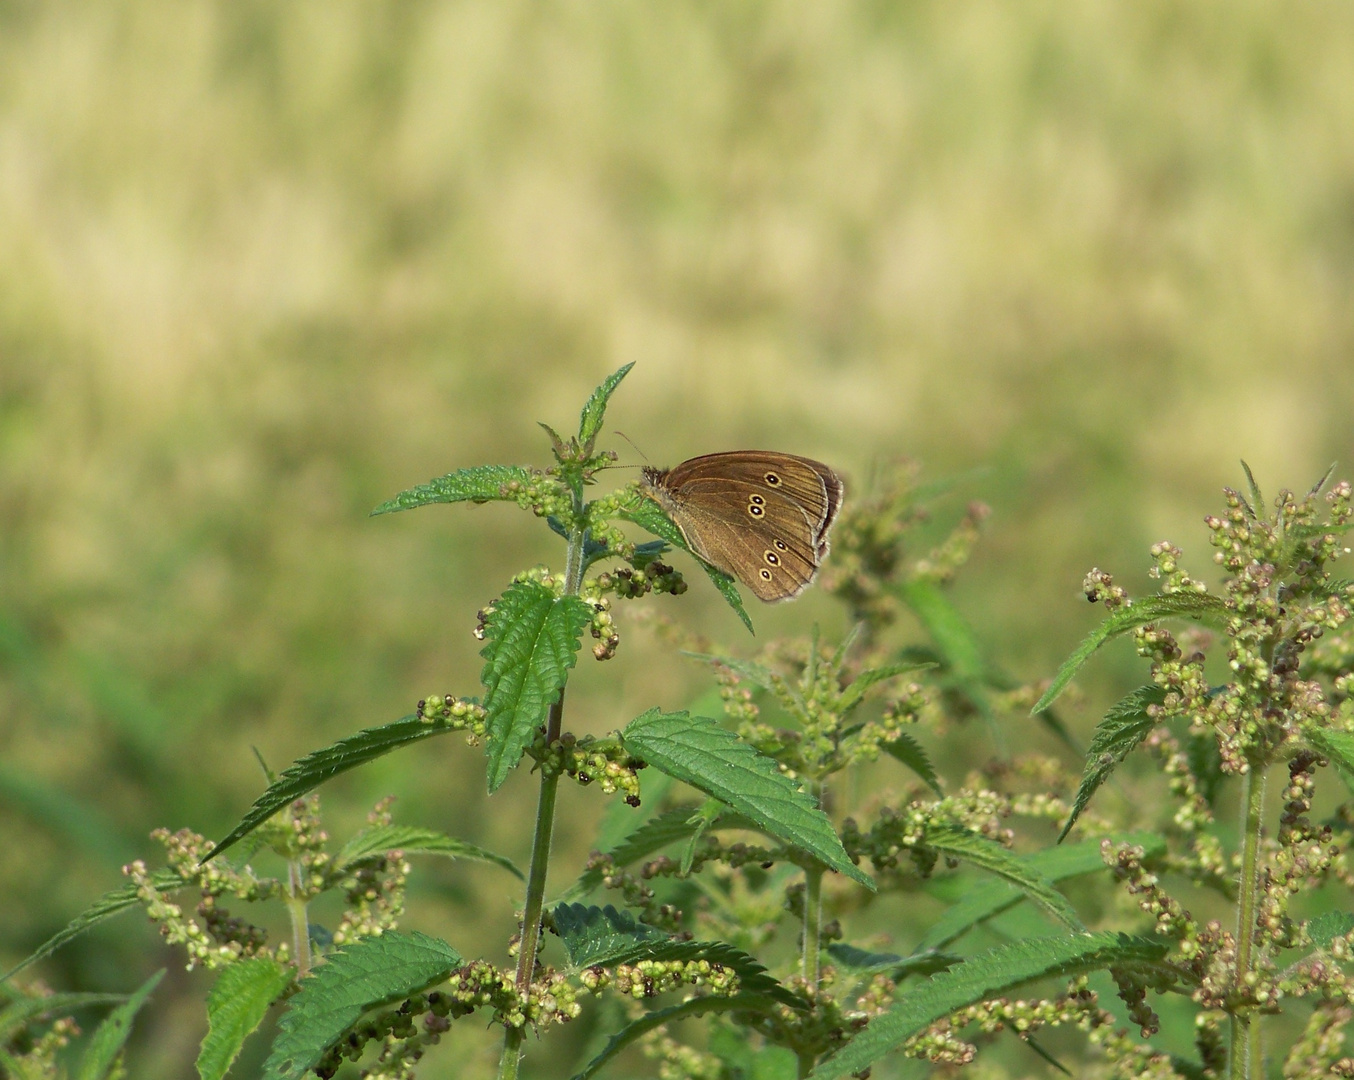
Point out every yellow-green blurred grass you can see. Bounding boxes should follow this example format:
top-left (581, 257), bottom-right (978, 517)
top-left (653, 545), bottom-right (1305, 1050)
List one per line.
top-left (3, 1), bottom-right (1354, 1075)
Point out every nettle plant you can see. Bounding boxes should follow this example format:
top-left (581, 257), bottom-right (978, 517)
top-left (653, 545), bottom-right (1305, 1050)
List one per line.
top-left (6, 368), bottom-right (1354, 1080)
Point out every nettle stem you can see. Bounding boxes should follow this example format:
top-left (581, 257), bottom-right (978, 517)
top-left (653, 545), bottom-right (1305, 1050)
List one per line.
top-left (1230, 758), bottom-right (1267, 1079)
top-left (499, 508), bottom-right (587, 1080)
top-left (802, 783), bottom-right (825, 988)
top-left (286, 860), bottom-right (311, 979)
top-left (802, 866), bottom-right (823, 986)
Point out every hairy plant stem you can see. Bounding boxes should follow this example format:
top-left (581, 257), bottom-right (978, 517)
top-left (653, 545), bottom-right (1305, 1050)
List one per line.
top-left (802, 866), bottom-right (824, 985)
top-left (802, 783), bottom-right (825, 989)
top-left (1229, 759), bottom-right (1267, 1080)
top-left (286, 860), bottom-right (311, 978)
top-left (498, 506), bottom-right (587, 1080)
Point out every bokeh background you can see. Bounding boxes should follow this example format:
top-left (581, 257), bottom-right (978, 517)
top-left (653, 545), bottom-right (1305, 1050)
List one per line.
top-left (3, 2), bottom-right (1354, 1076)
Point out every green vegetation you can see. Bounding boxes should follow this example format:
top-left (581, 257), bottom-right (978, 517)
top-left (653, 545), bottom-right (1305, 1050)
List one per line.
top-left (5, 6), bottom-right (1354, 1078)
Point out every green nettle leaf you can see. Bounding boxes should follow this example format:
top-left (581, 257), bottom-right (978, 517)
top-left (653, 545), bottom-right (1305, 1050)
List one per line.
top-left (262, 932), bottom-right (461, 1080)
top-left (1305, 914), bottom-right (1354, 947)
top-left (480, 581), bottom-right (592, 792)
top-left (1033, 594), bottom-right (1230, 714)
top-left (709, 1023), bottom-right (799, 1080)
top-left (555, 804), bottom-right (764, 903)
top-left (882, 732), bottom-right (943, 796)
top-left (2, 869), bottom-right (189, 980)
top-left (552, 902), bottom-right (665, 966)
top-left (370, 464), bottom-right (538, 516)
top-left (1305, 727), bottom-right (1354, 794)
top-left (551, 904), bottom-right (796, 1006)
top-left (1059, 686), bottom-right (1167, 841)
top-left (336, 825), bottom-right (523, 879)
top-left (837, 661), bottom-right (930, 715)
top-left (682, 652), bottom-right (789, 699)
top-left (205, 715), bottom-right (458, 863)
top-left (895, 578), bottom-right (985, 683)
top-left (197, 958), bottom-right (294, 1080)
top-left (578, 363), bottom-right (634, 447)
top-left (619, 500), bottom-right (754, 634)
top-left (571, 994), bottom-right (785, 1080)
top-left (1307, 910), bottom-right (1354, 949)
top-left (808, 933), bottom-right (1172, 1079)
top-left (75, 969), bottom-right (164, 1080)
top-left (1186, 730), bottom-right (1226, 807)
top-left (0, 994), bottom-right (130, 1043)
top-left (824, 943), bottom-right (902, 972)
top-left (916, 831), bottom-right (1166, 951)
top-left (822, 943), bottom-right (959, 981)
top-left (620, 710), bottom-right (874, 890)
top-left (922, 827), bottom-right (1080, 930)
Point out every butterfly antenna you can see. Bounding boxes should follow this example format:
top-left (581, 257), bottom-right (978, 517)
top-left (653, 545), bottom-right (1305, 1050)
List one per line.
top-left (614, 431), bottom-right (649, 462)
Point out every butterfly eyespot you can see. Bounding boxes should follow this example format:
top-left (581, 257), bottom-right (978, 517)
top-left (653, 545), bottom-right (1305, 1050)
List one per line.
top-left (764, 472), bottom-right (781, 485)
top-left (773, 539), bottom-right (788, 551)
top-left (764, 551), bottom-right (779, 566)
top-left (750, 494), bottom-right (765, 505)
top-left (748, 504), bottom-right (764, 517)
top-left (759, 569), bottom-right (772, 580)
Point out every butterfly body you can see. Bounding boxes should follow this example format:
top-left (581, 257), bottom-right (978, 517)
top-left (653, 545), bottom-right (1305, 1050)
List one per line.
top-left (639, 451), bottom-right (843, 602)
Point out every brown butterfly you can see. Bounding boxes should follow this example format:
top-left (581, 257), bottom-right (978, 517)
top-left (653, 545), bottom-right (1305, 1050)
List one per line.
top-left (639, 451), bottom-right (844, 602)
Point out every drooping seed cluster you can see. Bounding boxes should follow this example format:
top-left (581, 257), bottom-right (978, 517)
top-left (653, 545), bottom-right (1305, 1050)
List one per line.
top-left (578, 958), bottom-right (740, 999)
top-left (582, 561), bottom-right (688, 660)
top-left (841, 790), bottom-right (1016, 877)
top-left (125, 823), bottom-right (289, 971)
top-left (415, 694), bottom-right (488, 741)
top-left (529, 730), bottom-right (644, 804)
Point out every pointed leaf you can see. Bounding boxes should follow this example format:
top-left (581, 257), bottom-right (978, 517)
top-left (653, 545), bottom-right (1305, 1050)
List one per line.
top-left (552, 903), bottom-right (665, 966)
top-left (824, 944), bottom-right (901, 972)
top-left (808, 933), bottom-right (1171, 1079)
top-left (2, 870), bottom-right (188, 981)
top-left (1060, 687), bottom-right (1166, 840)
top-left (709, 1023), bottom-right (798, 1080)
top-left (1308, 910), bottom-right (1354, 948)
top-left (1240, 460), bottom-right (1265, 521)
top-left (197, 958), bottom-right (294, 1080)
top-left (336, 825), bottom-right (522, 879)
top-left (571, 994), bottom-right (784, 1080)
top-left (480, 582), bottom-right (591, 792)
top-left (555, 805), bottom-right (764, 903)
top-left (371, 465), bottom-right (538, 516)
top-left (0, 994), bottom-right (130, 1043)
top-left (262, 932), bottom-right (461, 1080)
top-left (204, 715), bottom-right (458, 863)
top-left (881, 732), bottom-right (942, 796)
top-left (922, 827), bottom-right (1080, 930)
top-left (1186, 731), bottom-right (1226, 807)
top-left (826, 944), bottom-right (959, 980)
top-left (1305, 727), bottom-right (1354, 794)
top-left (552, 905), bottom-right (795, 1005)
top-left (620, 501), bottom-right (753, 633)
top-left (1033, 594), bottom-right (1229, 714)
top-left (621, 710), bottom-right (873, 889)
top-left (682, 652), bottom-right (785, 697)
top-left (896, 578), bottom-right (984, 680)
top-left (578, 363), bottom-right (635, 447)
top-left (916, 831), bottom-right (1166, 951)
top-left (75, 969), bottom-right (164, 1080)
top-left (837, 661), bottom-right (930, 715)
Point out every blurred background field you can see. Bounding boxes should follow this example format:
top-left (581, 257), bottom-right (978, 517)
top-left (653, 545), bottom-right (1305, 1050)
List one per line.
top-left (3, 2), bottom-right (1354, 1076)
